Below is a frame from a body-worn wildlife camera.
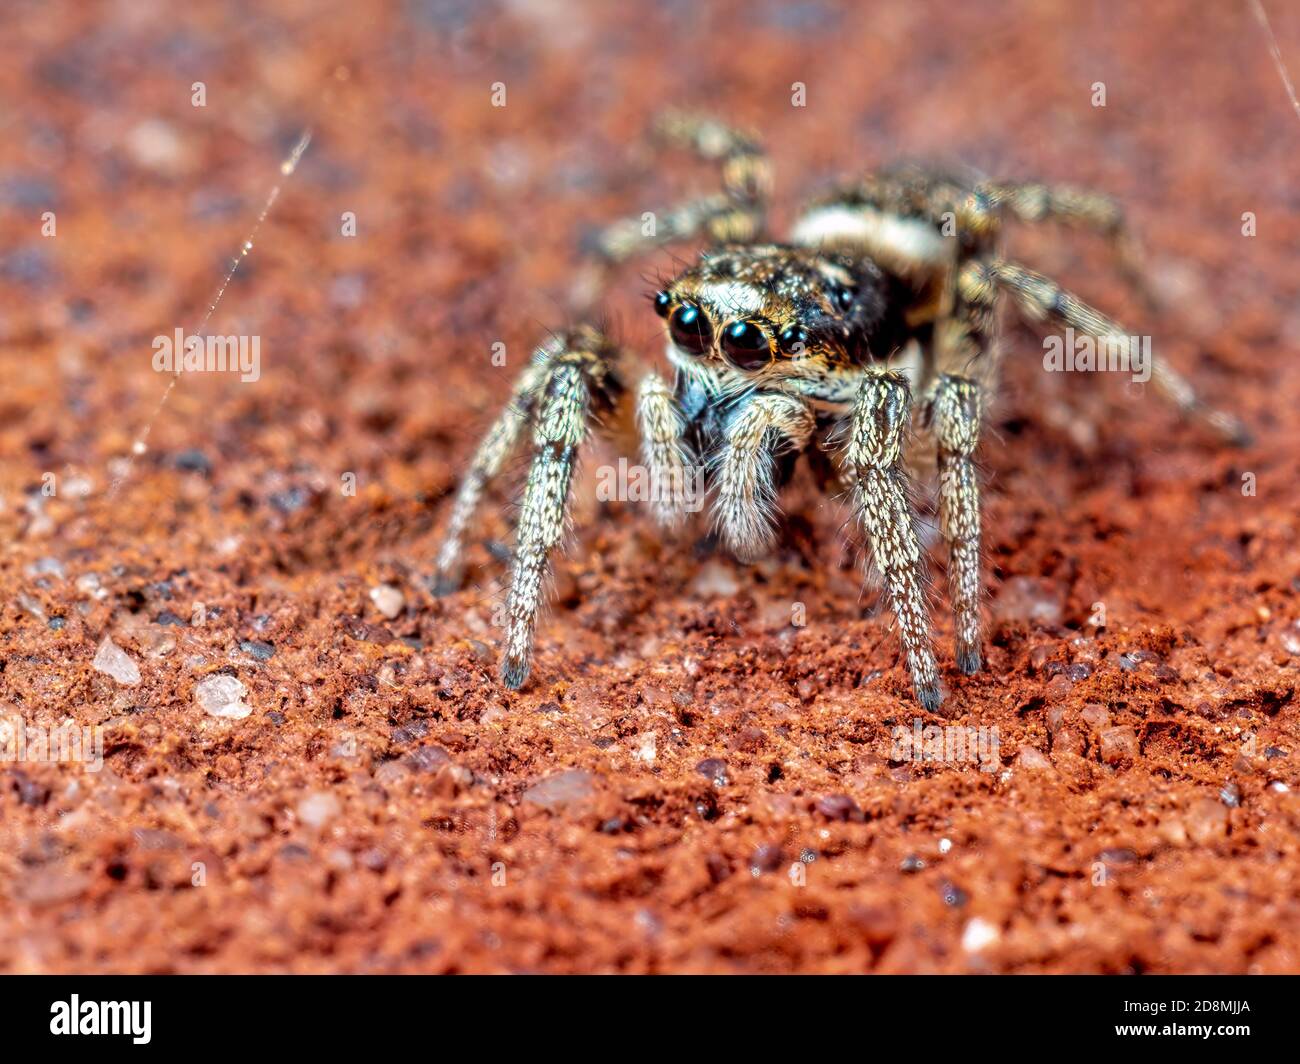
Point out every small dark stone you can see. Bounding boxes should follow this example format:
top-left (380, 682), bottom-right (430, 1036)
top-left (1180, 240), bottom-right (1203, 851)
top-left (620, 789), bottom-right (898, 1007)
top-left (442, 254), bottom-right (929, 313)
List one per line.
top-left (706, 853), bottom-right (731, 883)
top-left (400, 636), bottom-right (423, 649)
top-left (695, 757), bottom-right (729, 786)
top-left (1100, 847), bottom-right (1138, 864)
top-left (749, 844), bottom-right (784, 874)
top-left (391, 720), bottom-right (429, 745)
top-left (156, 610), bottom-right (186, 626)
top-left (1153, 664), bottom-right (1180, 683)
top-left (429, 574), bottom-right (459, 598)
top-left (599, 817), bottom-right (625, 834)
top-left (47, 616), bottom-right (65, 630)
top-left (239, 639), bottom-right (276, 661)
top-left (11, 770), bottom-right (50, 807)
top-left (1064, 662), bottom-right (1093, 682)
top-left (359, 848), bottom-right (388, 872)
top-left (0, 174), bottom-right (59, 210)
top-left (485, 540), bottom-right (513, 564)
top-left (535, 701), bottom-right (563, 715)
top-left (1219, 781), bottom-right (1242, 808)
top-left (695, 794), bottom-right (719, 822)
top-left (267, 711), bottom-right (286, 726)
top-left (279, 843), bottom-right (312, 861)
top-left (269, 487), bottom-right (310, 513)
top-left (900, 854), bottom-right (926, 873)
top-left (1265, 746), bottom-right (1287, 759)
top-left (800, 848), bottom-right (817, 864)
top-left (1117, 649), bottom-right (1159, 672)
top-left (940, 880), bottom-right (969, 907)
top-left (0, 246), bottom-right (55, 286)
top-left (173, 449), bottom-right (212, 475)
top-left (815, 793), bottom-right (863, 822)
top-left (341, 616), bottom-right (393, 644)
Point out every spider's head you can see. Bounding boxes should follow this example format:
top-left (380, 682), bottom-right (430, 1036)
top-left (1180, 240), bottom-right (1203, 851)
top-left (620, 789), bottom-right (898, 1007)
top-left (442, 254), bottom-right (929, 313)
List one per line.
top-left (652, 245), bottom-right (904, 381)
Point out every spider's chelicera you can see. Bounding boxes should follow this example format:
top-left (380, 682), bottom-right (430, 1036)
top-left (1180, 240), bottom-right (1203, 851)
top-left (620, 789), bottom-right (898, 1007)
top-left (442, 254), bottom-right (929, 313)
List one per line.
top-left (435, 113), bottom-right (1247, 711)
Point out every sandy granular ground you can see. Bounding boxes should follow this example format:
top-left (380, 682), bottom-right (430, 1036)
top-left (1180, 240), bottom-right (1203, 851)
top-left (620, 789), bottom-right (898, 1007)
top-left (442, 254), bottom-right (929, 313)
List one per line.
top-left (1, 0), bottom-right (1299, 973)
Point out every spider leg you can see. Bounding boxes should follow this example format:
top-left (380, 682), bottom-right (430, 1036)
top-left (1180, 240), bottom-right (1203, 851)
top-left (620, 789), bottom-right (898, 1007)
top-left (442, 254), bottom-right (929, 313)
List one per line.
top-left (636, 371), bottom-right (694, 529)
top-left (980, 180), bottom-right (1158, 309)
top-left (922, 262), bottom-right (997, 675)
top-left (654, 111), bottom-right (771, 235)
top-left (713, 392), bottom-right (814, 562)
top-left (589, 113), bottom-right (770, 266)
top-left (499, 329), bottom-right (622, 689)
top-left (963, 258), bottom-right (1251, 445)
top-left (433, 328), bottom-right (621, 687)
top-left (433, 355), bottom-right (550, 593)
top-left (928, 374), bottom-right (984, 674)
top-left (845, 370), bottom-right (942, 711)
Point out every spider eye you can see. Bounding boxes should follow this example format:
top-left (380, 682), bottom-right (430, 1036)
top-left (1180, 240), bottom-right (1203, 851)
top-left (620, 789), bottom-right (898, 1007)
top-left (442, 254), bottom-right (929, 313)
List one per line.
top-left (834, 287), bottom-right (856, 311)
top-left (778, 325), bottom-right (809, 356)
top-left (720, 320), bottom-right (771, 370)
top-left (653, 291), bottom-right (672, 318)
top-left (668, 303), bottom-right (712, 355)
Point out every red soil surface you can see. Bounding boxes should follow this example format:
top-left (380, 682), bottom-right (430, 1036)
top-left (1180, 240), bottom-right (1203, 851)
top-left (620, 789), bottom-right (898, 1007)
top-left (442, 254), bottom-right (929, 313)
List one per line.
top-left (1, 0), bottom-right (1298, 972)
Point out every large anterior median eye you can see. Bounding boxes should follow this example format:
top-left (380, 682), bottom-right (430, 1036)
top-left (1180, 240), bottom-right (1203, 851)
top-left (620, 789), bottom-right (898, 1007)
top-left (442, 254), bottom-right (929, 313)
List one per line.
top-left (669, 303), bottom-right (712, 354)
top-left (721, 320), bottom-right (771, 370)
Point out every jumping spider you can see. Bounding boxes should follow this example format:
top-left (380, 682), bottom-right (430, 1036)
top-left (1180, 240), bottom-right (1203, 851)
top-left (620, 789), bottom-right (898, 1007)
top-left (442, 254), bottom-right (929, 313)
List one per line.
top-left (435, 113), bottom-right (1247, 710)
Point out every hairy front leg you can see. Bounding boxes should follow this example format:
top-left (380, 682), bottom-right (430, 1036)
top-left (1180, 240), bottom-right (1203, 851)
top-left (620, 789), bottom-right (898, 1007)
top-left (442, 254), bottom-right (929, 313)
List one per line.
top-left (636, 371), bottom-right (693, 529)
top-left (846, 371), bottom-right (942, 711)
top-left (713, 393), bottom-right (813, 563)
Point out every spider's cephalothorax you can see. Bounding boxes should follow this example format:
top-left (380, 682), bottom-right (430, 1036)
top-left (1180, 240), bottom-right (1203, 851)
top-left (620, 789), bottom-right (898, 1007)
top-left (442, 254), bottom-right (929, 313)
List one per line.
top-left (435, 114), bottom-right (1247, 710)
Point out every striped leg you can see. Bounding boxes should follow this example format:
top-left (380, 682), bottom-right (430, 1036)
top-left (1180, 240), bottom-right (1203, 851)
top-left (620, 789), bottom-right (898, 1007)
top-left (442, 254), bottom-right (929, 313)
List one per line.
top-left (981, 180), bottom-right (1156, 308)
top-left (713, 393), bottom-right (814, 562)
top-left (499, 331), bottom-right (622, 689)
top-left (960, 258), bottom-right (1251, 445)
top-left (434, 328), bottom-right (621, 688)
top-left (846, 371), bottom-right (942, 711)
top-left (590, 113), bottom-right (770, 265)
top-left (636, 372), bottom-right (693, 530)
top-left (434, 354), bottom-right (550, 594)
top-left (930, 375), bottom-right (984, 674)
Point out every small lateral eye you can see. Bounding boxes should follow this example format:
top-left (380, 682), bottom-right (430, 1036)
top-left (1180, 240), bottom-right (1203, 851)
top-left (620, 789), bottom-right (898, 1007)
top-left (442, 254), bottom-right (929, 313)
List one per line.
top-left (653, 290), bottom-right (672, 318)
top-left (778, 324), bottom-right (809, 355)
top-left (721, 320), bottom-right (771, 370)
top-left (834, 287), bottom-right (856, 311)
top-left (669, 303), bottom-right (712, 355)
